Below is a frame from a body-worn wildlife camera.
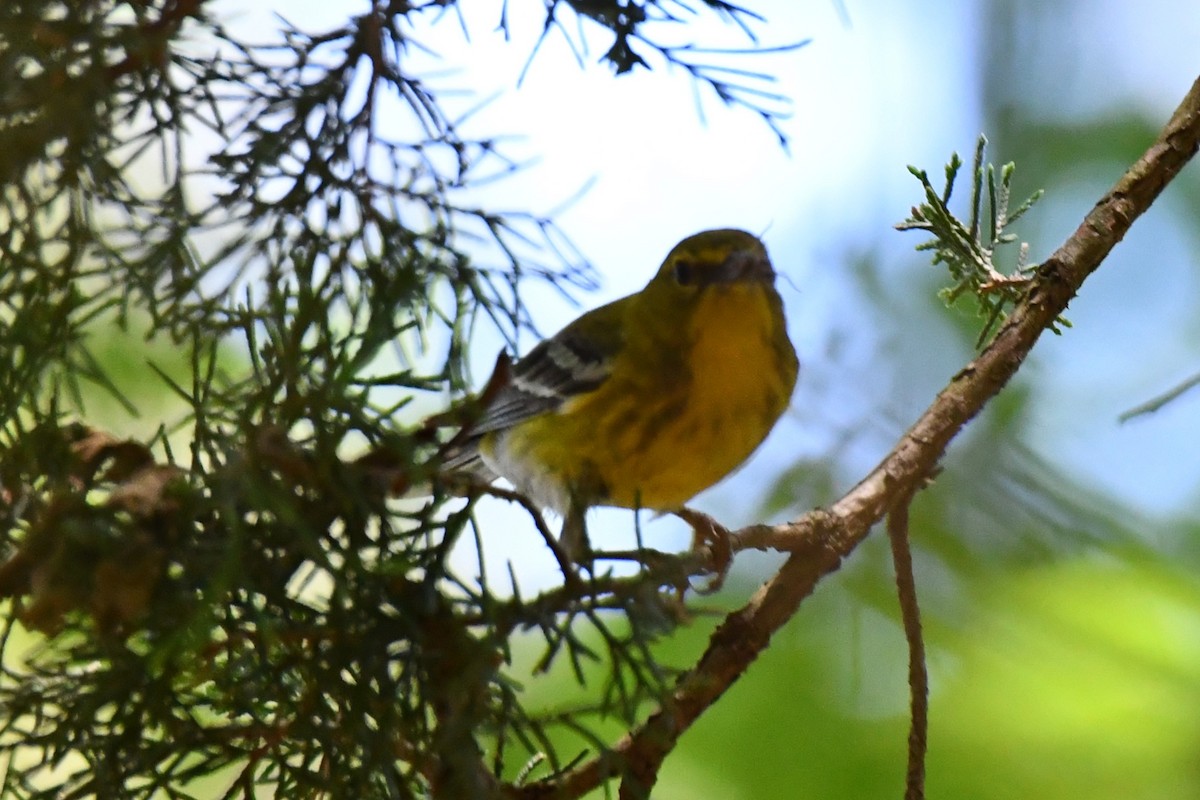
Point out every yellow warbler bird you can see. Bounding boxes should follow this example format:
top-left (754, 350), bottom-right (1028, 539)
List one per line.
top-left (444, 228), bottom-right (799, 559)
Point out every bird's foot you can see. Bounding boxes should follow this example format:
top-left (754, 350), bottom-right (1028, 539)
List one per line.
top-left (674, 507), bottom-right (733, 594)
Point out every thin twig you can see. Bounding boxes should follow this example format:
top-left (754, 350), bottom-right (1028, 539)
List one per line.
top-left (887, 497), bottom-right (927, 800)
top-left (1118, 370), bottom-right (1200, 422)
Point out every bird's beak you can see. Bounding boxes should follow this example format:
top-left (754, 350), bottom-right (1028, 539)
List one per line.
top-left (716, 249), bottom-right (775, 284)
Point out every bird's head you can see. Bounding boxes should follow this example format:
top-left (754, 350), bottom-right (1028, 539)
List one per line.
top-left (651, 229), bottom-right (775, 292)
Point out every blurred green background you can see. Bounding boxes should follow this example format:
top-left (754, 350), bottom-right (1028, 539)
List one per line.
top-left (45, 0), bottom-right (1200, 797)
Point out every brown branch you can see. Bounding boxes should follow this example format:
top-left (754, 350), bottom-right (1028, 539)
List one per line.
top-left (509, 73), bottom-right (1200, 799)
top-left (888, 498), bottom-right (927, 800)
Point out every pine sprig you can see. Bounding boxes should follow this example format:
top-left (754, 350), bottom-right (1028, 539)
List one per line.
top-left (896, 135), bottom-right (1062, 347)
top-left (523, 0), bottom-right (808, 146)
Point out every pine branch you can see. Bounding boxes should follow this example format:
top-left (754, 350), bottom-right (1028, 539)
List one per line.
top-left (896, 135), bottom-right (1055, 347)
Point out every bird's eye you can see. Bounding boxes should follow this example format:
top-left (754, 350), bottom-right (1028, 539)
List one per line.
top-left (673, 260), bottom-right (695, 285)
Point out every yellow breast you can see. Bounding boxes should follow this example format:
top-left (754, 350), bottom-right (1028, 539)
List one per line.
top-left (489, 282), bottom-right (797, 514)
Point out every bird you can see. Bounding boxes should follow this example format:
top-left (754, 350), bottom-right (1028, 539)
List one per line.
top-left (441, 228), bottom-right (799, 566)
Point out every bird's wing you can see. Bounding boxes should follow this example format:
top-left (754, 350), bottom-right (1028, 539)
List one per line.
top-left (468, 326), bottom-right (615, 435)
top-left (437, 298), bottom-right (626, 475)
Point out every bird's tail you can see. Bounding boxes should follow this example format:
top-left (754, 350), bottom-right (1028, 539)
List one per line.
top-left (365, 351), bottom-right (511, 498)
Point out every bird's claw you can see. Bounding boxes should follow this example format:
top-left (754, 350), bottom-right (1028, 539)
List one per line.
top-left (675, 507), bottom-right (733, 594)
